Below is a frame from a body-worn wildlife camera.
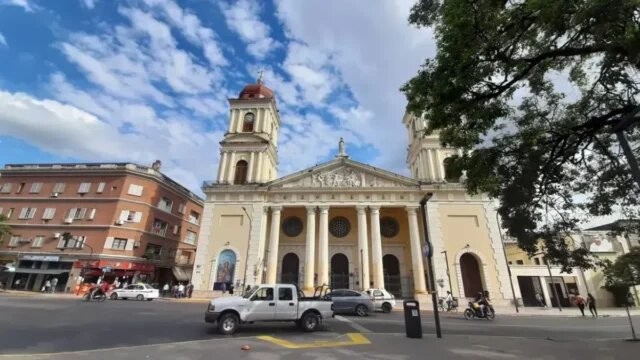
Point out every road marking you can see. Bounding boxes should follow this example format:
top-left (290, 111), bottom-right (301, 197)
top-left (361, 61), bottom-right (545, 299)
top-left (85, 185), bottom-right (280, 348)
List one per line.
top-left (257, 333), bottom-right (370, 349)
top-left (334, 315), bottom-right (372, 333)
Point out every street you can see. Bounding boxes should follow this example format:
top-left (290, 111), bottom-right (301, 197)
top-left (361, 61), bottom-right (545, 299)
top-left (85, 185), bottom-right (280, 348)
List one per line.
top-left (0, 295), bottom-right (638, 359)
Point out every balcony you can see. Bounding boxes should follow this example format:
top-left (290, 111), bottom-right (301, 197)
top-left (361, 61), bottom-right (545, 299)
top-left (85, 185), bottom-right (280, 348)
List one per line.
top-left (151, 227), bottom-right (167, 237)
top-left (176, 257), bottom-right (194, 266)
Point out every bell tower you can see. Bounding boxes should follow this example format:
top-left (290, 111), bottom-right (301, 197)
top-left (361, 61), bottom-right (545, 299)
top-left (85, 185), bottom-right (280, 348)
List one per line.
top-left (216, 75), bottom-right (280, 184)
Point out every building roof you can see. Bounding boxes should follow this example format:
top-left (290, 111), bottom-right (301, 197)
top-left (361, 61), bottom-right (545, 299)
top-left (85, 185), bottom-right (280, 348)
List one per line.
top-left (584, 219), bottom-right (639, 232)
top-left (238, 80), bottom-right (274, 100)
top-left (1, 162), bottom-right (203, 204)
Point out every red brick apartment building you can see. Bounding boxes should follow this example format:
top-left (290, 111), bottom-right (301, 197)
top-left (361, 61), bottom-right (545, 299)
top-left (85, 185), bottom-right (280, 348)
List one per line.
top-left (0, 162), bottom-right (203, 293)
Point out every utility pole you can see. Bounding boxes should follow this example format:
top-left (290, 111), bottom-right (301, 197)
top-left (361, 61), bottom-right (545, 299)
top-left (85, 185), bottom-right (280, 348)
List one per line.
top-left (440, 250), bottom-right (454, 297)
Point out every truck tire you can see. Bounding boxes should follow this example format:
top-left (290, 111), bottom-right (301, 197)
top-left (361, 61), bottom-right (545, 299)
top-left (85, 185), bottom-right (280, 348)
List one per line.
top-left (218, 313), bottom-right (239, 335)
top-left (300, 312), bottom-right (320, 332)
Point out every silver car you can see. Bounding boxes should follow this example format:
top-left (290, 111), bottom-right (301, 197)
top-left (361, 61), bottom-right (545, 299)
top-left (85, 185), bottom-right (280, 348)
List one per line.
top-left (328, 289), bottom-right (375, 316)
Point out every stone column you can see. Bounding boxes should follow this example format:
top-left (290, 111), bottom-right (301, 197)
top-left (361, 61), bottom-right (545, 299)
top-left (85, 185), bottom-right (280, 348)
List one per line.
top-left (247, 152), bottom-right (255, 183)
top-left (256, 152), bottom-right (264, 183)
top-left (540, 276), bottom-right (552, 307)
top-left (217, 152), bottom-right (228, 183)
top-left (356, 205), bottom-right (370, 290)
top-left (406, 206), bottom-right (427, 293)
top-left (226, 152), bottom-right (236, 183)
top-left (435, 149), bottom-right (445, 182)
top-left (370, 206), bottom-right (384, 289)
top-left (265, 206), bottom-right (282, 284)
top-left (317, 206), bottom-right (330, 287)
top-left (304, 206), bottom-right (317, 291)
top-left (427, 149), bottom-right (436, 182)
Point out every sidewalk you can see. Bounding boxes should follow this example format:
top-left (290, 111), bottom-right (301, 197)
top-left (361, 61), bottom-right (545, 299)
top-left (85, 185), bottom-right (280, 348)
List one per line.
top-left (480, 305), bottom-right (640, 318)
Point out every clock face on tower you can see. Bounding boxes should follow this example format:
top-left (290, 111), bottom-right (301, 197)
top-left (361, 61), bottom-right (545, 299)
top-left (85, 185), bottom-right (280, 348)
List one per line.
top-left (244, 113), bottom-right (255, 122)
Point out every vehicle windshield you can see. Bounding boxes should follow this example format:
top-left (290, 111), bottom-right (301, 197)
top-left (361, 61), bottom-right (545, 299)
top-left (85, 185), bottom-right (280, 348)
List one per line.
top-left (242, 286), bottom-right (259, 299)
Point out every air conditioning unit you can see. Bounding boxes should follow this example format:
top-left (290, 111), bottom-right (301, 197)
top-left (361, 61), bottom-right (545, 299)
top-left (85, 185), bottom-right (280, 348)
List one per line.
top-left (115, 220), bottom-right (124, 225)
top-left (64, 218), bottom-right (73, 224)
top-left (133, 241), bottom-right (141, 248)
top-left (51, 192), bottom-right (59, 198)
top-left (53, 233), bottom-right (61, 239)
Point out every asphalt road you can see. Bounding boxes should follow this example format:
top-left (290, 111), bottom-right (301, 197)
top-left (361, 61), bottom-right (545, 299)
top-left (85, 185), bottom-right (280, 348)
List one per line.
top-left (1, 295), bottom-right (638, 358)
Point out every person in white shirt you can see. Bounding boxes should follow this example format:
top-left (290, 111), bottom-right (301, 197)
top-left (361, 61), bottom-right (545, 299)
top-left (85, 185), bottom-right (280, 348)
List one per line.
top-left (177, 283), bottom-right (185, 299)
top-left (445, 291), bottom-right (454, 311)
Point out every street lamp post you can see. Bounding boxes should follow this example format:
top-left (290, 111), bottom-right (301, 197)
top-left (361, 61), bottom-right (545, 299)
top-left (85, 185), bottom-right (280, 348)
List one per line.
top-left (241, 207), bottom-right (253, 296)
top-left (440, 250), bottom-right (453, 297)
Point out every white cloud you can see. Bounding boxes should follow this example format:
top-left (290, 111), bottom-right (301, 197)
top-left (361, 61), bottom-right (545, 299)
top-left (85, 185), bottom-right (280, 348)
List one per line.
top-left (219, 0), bottom-right (279, 59)
top-left (81, 0), bottom-right (97, 9)
top-left (275, 0), bottom-right (435, 173)
top-left (0, 0), bottom-right (33, 12)
top-left (0, 32), bottom-right (6, 47)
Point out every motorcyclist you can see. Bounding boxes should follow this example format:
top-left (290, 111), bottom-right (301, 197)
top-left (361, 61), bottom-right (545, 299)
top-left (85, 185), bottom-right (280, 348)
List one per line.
top-left (91, 281), bottom-right (111, 300)
top-left (474, 291), bottom-right (489, 317)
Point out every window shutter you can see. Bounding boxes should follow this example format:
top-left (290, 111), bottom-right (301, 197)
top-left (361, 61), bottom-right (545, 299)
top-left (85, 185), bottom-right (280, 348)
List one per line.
top-left (78, 208), bottom-right (87, 219)
top-left (119, 210), bottom-right (129, 222)
top-left (28, 208), bottom-right (36, 219)
top-left (30, 183), bottom-right (42, 193)
top-left (57, 238), bottom-right (66, 248)
top-left (128, 184), bottom-right (143, 196)
top-left (173, 224), bottom-right (179, 235)
top-left (133, 212), bottom-right (143, 223)
top-left (96, 182), bottom-right (106, 193)
top-left (125, 239), bottom-right (135, 251)
top-left (104, 237), bottom-right (114, 249)
top-left (19, 208), bottom-right (28, 219)
top-left (87, 209), bottom-right (96, 220)
top-left (66, 208), bottom-right (75, 220)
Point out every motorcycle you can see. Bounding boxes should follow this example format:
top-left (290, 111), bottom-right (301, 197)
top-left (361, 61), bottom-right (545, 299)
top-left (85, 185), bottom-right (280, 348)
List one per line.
top-left (463, 301), bottom-right (495, 320)
top-left (82, 288), bottom-right (107, 302)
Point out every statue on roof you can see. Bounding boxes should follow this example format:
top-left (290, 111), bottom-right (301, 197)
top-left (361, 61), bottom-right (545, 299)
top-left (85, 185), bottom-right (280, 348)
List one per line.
top-left (336, 137), bottom-right (348, 158)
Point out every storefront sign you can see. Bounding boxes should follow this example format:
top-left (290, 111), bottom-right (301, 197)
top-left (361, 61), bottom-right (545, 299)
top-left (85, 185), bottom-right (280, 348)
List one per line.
top-left (22, 255), bottom-right (60, 262)
top-left (74, 260), bottom-right (154, 273)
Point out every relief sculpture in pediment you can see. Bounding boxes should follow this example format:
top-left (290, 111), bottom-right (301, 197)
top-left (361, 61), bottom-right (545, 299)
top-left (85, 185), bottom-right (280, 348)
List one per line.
top-left (312, 168), bottom-right (361, 187)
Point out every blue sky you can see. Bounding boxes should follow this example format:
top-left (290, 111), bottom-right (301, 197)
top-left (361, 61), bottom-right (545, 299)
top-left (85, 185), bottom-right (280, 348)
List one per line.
top-left (0, 0), bottom-right (435, 193)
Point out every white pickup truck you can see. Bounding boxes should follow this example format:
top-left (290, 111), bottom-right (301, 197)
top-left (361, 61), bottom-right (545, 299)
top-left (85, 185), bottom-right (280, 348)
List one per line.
top-left (205, 284), bottom-right (333, 335)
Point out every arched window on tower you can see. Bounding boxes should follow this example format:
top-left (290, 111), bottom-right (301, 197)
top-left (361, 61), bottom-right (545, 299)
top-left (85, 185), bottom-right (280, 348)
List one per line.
top-left (443, 155), bottom-right (463, 182)
top-left (234, 160), bottom-right (248, 184)
top-left (243, 112), bottom-right (255, 132)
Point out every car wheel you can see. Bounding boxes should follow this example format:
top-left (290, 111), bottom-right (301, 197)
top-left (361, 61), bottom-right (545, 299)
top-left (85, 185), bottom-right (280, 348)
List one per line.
top-left (218, 313), bottom-right (239, 335)
top-left (355, 304), bottom-right (368, 317)
top-left (136, 294), bottom-right (144, 301)
top-left (382, 302), bottom-right (392, 313)
top-left (300, 312), bottom-right (320, 332)
top-left (147, 298), bottom-right (153, 301)
top-left (110, 293), bottom-right (118, 300)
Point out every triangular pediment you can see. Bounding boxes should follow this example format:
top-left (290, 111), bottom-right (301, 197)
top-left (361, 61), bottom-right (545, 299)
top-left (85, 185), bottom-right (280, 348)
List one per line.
top-left (269, 158), bottom-right (419, 189)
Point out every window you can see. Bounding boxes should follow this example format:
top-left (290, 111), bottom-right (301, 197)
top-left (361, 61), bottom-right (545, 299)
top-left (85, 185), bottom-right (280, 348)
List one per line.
top-left (185, 230), bottom-right (197, 245)
top-left (29, 183), bottom-right (43, 193)
top-left (279, 287), bottom-right (293, 301)
top-left (233, 160), bottom-right (248, 184)
top-left (172, 224), bottom-right (181, 235)
top-left (111, 238), bottom-right (128, 250)
top-left (9, 236), bottom-right (20, 247)
top-left (533, 258), bottom-right (541, 265)
top-left (516, 260), bottom-right (524, 265)
top-left (329, 216), bottom-right (351, 238)
top-left (87, 208), bottom-right (96, 220)
top-left (52, 182), bottom-right (65, 193)
top-left (373, 290), bottom-right (384, 297)
top-left (344, 291), bottom-right (362, 297)
top-left (78, 182), bottom-right (91, 194)
top-left (243, 112), bottom-right (255, 132)
top-left (253, 287), bottom-right (274, 301)
top-left (69, 208), bottom-right (87, 220)
top-left (188, 211), bottom-right (200, 225)
top-left (127, 211), bottom-right (136, 222)
top-left (96, 182), bottom-right (106, 193)
top-left (380, 217), bottom-right (399, 238)
top-left (6, 208), bottom-right (14, 218)
top-left (128, 184), bottom-right (143, 196)
top-left (120, 210), bottom-right (142, 223)
top-left (58, 235), bottom-right (86, 249)
top-left (158, 197), bottom-right (173, 212)
top-left (42, 208), bottom-right (56, 220)
top-left (17, 183), bottom-right (25, 193)
top-left (178, 203), bottom-right (186, 214)
top-left (32, 236), bottom-right (45, 248)
top-left (151, 219), bottom-right (168, 236)
top-left (0, 183), bottom-right (11, 193)
top-left (144, 244), bottom-right (163, 259)
top-left (18, 207), bottom-right (37, 219)
top-left (282, 217), bottom-right (303, 237)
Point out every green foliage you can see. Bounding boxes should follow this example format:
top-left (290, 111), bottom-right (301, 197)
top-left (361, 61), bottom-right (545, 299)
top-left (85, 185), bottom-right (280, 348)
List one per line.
top-left (603, 247), bottom-right (640, 287)
top-left (403, 0), bottom-right (640, 270)
top-left (0, 214), bottom-right (10, 242)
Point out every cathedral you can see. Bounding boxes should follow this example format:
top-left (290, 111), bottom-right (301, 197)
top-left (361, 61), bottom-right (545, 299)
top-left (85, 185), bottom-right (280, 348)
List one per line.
top-left (191, 78), bottom-right (513, 305)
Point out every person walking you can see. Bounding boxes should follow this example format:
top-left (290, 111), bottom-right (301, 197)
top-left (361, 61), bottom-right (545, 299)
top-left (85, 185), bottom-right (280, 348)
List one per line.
top-left (177, 283), bottom-right (185, 299)
top-left (221, 282), bottom-right (227, 296)
top-left (535, 292), bottom-right (545, 307)
top-left (187, 283), bottom-right (194, 298)
top-left (587, 293), bottom-right (598, 318)
top-left (51, 277), bottom-right (58, 294)
top-left (573, 294), bottom-right (586, 316)
top-left (43, 280), bottom-right (51, 294)
top-left (162, 283), bottom-right (169, 297)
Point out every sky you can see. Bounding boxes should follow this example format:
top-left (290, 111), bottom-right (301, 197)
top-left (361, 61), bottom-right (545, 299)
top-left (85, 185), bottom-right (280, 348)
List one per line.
top-left (0, 0), bottom-right (435, 195)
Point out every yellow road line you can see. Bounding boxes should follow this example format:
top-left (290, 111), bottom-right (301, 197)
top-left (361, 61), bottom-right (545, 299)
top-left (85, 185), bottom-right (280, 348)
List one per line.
top-left (257, 333), bottom-right (370, 349)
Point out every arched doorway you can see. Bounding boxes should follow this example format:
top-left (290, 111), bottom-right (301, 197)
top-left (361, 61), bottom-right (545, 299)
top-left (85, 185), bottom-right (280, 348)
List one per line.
top-left (383, 254), bottom-right (401, 297)
top-left (233, 160), bottom-right (248, 184)
top-left (213, 249), bottom-right (236, 290)
top-left (460, 253), bottom-right (484, 298)
top-left (330, 253), bottom-right (349, 289)
top-left (281, 253), bottom-right (299, 286)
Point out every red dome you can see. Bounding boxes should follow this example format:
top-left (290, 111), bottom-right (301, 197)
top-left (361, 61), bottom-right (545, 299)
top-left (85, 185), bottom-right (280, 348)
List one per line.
top-left (239, 82), bottom-right (274, 99)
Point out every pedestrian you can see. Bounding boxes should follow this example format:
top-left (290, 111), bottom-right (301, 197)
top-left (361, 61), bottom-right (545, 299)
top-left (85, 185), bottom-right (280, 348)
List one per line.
top-left (535, 292), bottom-right (545, 307)
top-left (572, 294), bottom-right (586, 316)
top-left (221, 282), bottom-right (227, 296)
top-left (51, 278), bottom-right (58, 294)
top-left (43, 280), bottom-right (51, 294)
top-left (162, 283), bottom-right (169, 297)
top-left (172, 284), bottom-right (178, 297)
top-left (587, 293), bottom-right (598, 318)
top-left (187, 283), bottom-right (194, 298)
top-left (228, 282), bottom-right (234, 296)
top-left (14, 278), bottom-right (21, 290)
top-left (177, 283), bottom-right (185, 298)
top-left (445, 291), bottom-right (453, 311)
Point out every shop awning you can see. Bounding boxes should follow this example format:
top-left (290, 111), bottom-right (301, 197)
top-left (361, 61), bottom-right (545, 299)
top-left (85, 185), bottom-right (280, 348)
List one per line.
top-left (172, 267), bottom-right (190, 282)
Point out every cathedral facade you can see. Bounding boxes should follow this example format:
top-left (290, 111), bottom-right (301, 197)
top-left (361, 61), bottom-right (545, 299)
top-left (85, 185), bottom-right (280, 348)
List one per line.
top-left (191, 79), bottom-right (512, 305)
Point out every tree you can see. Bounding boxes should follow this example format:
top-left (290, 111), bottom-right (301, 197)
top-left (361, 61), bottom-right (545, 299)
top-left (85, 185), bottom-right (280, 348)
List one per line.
top-left (402, 0), bottom-right (640, 270)
top-left (603, 247), bottom-right (640, 288)
top-left (0, 214), bottom-right (10, 243)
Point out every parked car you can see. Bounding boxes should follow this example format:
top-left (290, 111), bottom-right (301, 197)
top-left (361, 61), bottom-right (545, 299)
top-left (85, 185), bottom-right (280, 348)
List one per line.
top-left (205, 284), bottom-right (333, 335)
top-left (327, 289), bottom-right (374, 316)
top-left (110, 283), bottom-right (159, 301)
top-left (364, 288), bottom-right (396, 313)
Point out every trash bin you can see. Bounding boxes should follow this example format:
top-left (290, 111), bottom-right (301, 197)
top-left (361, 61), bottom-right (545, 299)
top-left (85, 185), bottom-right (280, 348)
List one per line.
top-left (403, 299), bottom-right (422, 338)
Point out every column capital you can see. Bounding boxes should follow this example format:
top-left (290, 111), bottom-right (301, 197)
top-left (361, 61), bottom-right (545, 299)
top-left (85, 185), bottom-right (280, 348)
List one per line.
top-left (270, 205), bottom-right (282, 212)
top-left (305, 206), bottom-right (317, 214)
top-left (355, 205), bottom-right (367, 213)
top-left (405, 205), bottom-right (419, 214)
top-left (318, 205), bottom-right (330, 212)
top-left (369, 205), bottom-right (380, 213)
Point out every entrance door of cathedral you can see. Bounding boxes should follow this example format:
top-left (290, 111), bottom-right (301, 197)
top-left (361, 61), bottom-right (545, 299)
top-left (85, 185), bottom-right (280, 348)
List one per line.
top-left (281, 253), bottom-right (299, 286)
top-left (460, 253), bottom-right (484, 297)
top-left (330, 253), bottom-right (349, 289)
top-left (383, 254), bottom-right (402, 297)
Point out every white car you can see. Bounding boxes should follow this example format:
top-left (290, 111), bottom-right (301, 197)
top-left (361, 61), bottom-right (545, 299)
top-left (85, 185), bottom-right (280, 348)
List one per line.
top-left (364, 288), bottom-right (396, 313)
top-left (110, 283), bottom-right (159, 301)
